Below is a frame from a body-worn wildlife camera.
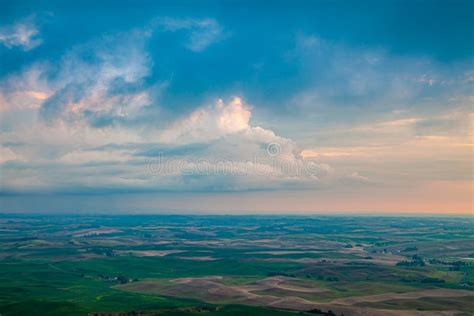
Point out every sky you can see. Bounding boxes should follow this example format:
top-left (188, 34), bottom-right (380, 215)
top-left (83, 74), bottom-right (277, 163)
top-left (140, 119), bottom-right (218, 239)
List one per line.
top-left (0, 0), bottom-right (473, 214)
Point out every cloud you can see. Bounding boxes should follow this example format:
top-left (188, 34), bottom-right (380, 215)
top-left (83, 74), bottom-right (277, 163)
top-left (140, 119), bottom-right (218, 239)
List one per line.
top-left (0, 91), bottom-right (325, 193)
top-left (0, 16), bottom-right (225, 119)
top-left (0, 27), bottom-right (159, 127)
top-left (348, 172), bottom-right (370, 183)
top-left (1, 45), bottom-right (151, 118)
top-left (290, 33), bottom-right (473, 120)
top-left (160, 97), bottom-right (251, 143)
top-left (2, 21), bottom-right (469, 196)
top-left (59, 149), bottom-right (133, 164)
top-left (0, 16), bottom-right (42, 50)
top-left (0, 146), bottom-right (24, 163)
top-left (40, 31), bottom-right (156, 124)
top-left (377, 118), bottom-right (422, 127)
top-left (299, 109), bottom-right (473, 189)
top-left (156, 17), bottom-right (226, 52)
top-left (154, 98), bottom-right (314, 179)
top-left (0, 64), bottom-right (52, 111)
top-left (0, 15), bottom-right (229, 117)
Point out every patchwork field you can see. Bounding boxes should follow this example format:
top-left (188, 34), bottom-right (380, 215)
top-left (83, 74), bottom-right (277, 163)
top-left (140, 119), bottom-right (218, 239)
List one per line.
top-left (0, 215), bottom-right (473, 315)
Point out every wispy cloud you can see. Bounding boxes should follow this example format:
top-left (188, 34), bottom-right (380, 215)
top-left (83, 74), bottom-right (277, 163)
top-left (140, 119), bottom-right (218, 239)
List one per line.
top-left (290, 33), bottom-right (473, 117)
top-left (39, 29), bottom-right (155, 124)
top-left (0, 16), bottom-right (42, 51)
top-left (155, 17), bottom-right (226, 52)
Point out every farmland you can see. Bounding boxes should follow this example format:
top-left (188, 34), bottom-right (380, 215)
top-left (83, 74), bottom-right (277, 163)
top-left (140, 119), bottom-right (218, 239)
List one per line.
top-left (0, 215), bottom-right (473, 315)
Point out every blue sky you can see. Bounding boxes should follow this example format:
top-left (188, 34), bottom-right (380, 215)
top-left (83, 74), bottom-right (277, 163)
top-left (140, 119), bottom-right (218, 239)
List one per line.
top-left (0, 0), bottom-right (473, 213)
